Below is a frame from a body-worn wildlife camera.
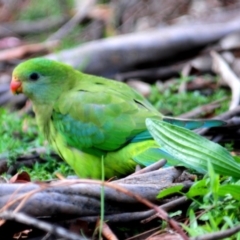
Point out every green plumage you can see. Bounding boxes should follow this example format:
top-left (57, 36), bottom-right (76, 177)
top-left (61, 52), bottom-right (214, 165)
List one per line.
top-left (12, 58), bottom-right (224, 179)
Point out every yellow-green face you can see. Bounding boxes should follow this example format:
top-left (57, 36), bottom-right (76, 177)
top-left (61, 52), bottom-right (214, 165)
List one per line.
top-left (10, 58), bottom-right (73, 102)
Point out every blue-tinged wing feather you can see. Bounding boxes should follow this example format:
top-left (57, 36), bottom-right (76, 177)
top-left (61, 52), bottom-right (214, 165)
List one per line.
top-left (163, 117), bottom-right (225, 130)
top-left (130, 131), bottom-right (153, 142)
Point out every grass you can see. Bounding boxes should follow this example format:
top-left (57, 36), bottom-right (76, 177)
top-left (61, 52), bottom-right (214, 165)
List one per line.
top-left (0, 108), bottom-right (73, 180)
top-left (149, 75), bottom-right (229, 116)
top-left (0, 108), bottom-right (40, 160)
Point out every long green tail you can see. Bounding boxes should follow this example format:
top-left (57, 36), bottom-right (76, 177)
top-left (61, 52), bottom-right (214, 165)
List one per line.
top-left (163, 117), bottom-right (225, 130)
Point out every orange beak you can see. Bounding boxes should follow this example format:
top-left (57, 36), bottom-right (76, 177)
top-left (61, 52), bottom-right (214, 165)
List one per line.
top-left (10, 77), bottom-right (22, 94)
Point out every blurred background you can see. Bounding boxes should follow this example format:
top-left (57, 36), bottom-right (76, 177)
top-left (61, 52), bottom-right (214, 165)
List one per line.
top-left (1, 1), bottom-right (240, 239)
top-left (1, 0), bottom-right (240, 112)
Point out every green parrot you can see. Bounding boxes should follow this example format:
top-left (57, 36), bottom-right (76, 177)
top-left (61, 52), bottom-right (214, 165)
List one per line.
top-left (10, 58), bottom-right (224, 179)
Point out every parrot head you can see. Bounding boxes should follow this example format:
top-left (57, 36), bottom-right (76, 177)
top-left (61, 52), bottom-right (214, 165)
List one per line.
top-left (10, 58), bottom-right (75, 103)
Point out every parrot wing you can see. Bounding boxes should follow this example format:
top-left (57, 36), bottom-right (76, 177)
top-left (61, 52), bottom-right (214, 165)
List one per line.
top-left (52, 87), bottom-right (159, 154)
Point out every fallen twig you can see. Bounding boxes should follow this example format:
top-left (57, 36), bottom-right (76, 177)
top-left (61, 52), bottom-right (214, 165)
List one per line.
top-left (0, 41), bottom-right (58, 61)
top-left (211, 51), bottom-right (240, 110)
top-left (46, 16), bottom-right (240, 76)
top-left (126, 226), bottom-right (161, 240)
top-left (141, 196), bottom-right (189, 224)
top-left (81, 195), bottom-right (189, 223)
top-left (0, 16), bottom-right (69, 38)
top-left (190, 223), bottom-right (240, 240)
top-left (96, 220), bottom-right (118, 240)
top-left (217, 105), bottom-right (240, 120)
top-left (115, 64), bottom-right (184, 82)
top-left (129, 159), bottom-right (167, 176)
top-left (178, 97), bottom-right (228, 119)
top-left (196, 105), bottom-right (240, 136)
top-left (0, 211), bottom-right (86, 240)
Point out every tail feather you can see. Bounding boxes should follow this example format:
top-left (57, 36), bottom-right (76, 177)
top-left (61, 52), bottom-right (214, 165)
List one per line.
top-left (163, 117), bottom-right (226, 130)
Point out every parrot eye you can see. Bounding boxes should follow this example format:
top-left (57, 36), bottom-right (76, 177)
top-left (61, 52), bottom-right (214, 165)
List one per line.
top-left (29, 72), bottom-right (40, 81)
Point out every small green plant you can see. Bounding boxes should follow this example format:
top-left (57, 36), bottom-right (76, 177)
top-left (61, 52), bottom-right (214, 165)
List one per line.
top-left (156, 160), bottom-right (240, 238)
top-left (183, 165), bottom-right (240, 238)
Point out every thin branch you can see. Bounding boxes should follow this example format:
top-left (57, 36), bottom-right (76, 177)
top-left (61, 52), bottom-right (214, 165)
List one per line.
top-left (178, 97), bottom-right (228, 119)
top-left (0, 41), bottom-right (58, 61)
top-left (0, 211), bottom-right (87, 240)
top-left (141, 196), bottom-right (189, 224)
top-left (96, 220), bottom-right (118, 240)
top-left (196, 105), bottom-right (240, 135)
top-left (82, 196), bottom-right (189, 223)
top-left (191, 224), bottom-right (240, 240)
top-left (211, 51), bottom-right (240, 110)
top-left (0, 16), bottom-right (69, 37)
top-left (129, 159), bottom-right (167, 176)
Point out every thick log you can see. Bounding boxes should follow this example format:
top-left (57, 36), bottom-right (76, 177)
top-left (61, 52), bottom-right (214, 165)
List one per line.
top-left (47, 17), bottom-right (240, 77)
top-left (0, 167), bottom-right (187, 221)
